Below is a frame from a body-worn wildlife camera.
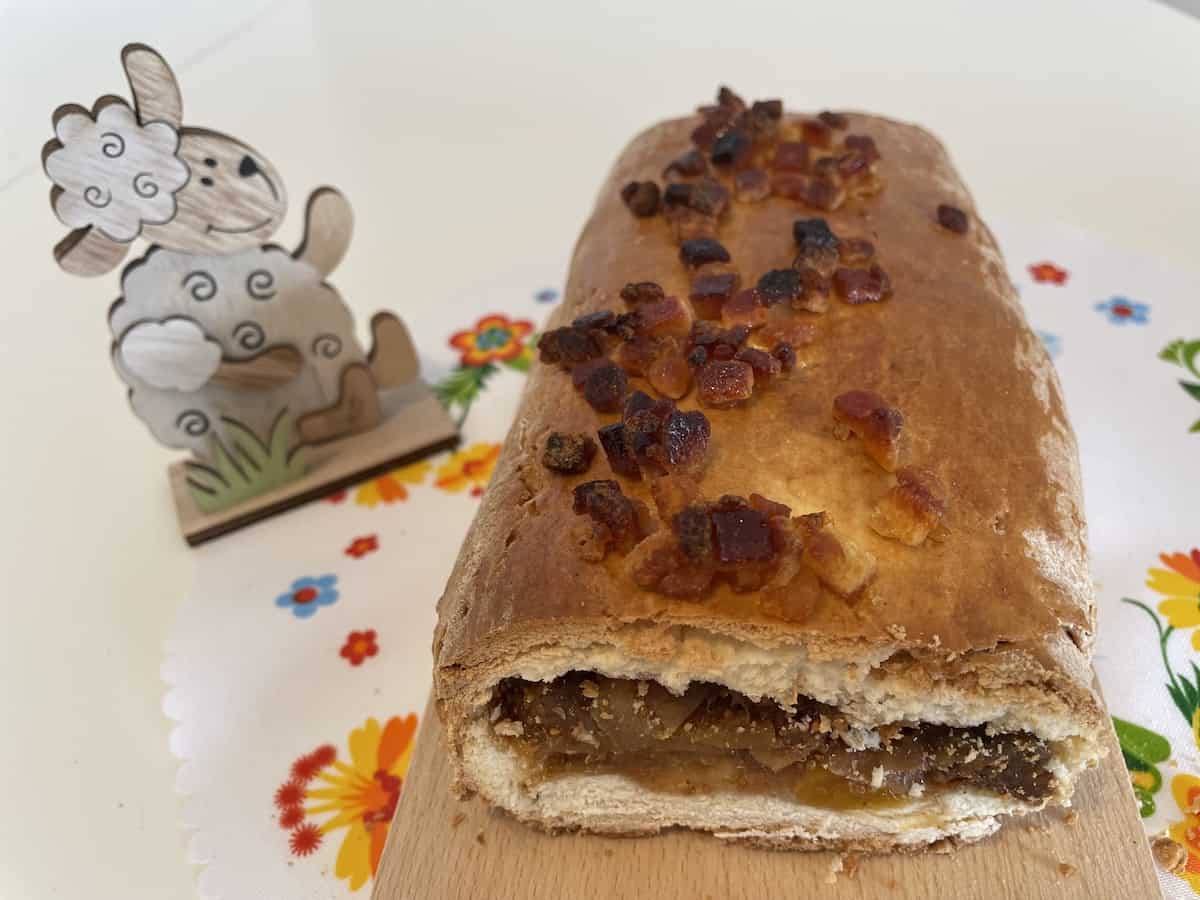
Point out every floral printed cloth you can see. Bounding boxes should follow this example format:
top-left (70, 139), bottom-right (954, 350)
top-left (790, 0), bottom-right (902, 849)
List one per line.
top-left (163, 222), bottom-right (1200, 898)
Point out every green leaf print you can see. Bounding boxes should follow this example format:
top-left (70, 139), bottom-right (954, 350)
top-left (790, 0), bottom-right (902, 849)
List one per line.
top-left (1114, 716), bottom-right (1170, 818)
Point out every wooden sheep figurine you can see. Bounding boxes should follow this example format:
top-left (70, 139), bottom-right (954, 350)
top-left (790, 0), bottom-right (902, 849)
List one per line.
top-left (42, 43), bottom-right (454, 534)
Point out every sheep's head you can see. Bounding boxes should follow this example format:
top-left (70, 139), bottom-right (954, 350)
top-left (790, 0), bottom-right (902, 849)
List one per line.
top-left (44, 43), bottom-right (288, 276)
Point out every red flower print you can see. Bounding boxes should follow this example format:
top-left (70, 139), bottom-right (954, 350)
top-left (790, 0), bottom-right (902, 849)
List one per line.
top-left (290, 752), bottom-right (327, 784)
top-left (449, 314), bottom-right (534, 367)
top-left (344, 534), bottom-right (379, 559)
top-left (326, 490), bottom-right (348, 504)
top-left (470, 485), bottom-right (484, 498)
top-left (289, 823), bottom-right (323, 857)
top-left (274, 780), bottom-right (305, 809)
top-left (1028, 262), bottom-right (1068, 285)
top-left (310, 744), bottom-right (337, 768)
top-left (340, 629), bottom-right (380, 666)
top-left (279, 806), bottom-right (304, 830)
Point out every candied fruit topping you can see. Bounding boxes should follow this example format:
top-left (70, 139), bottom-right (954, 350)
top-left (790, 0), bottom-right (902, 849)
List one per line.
top-left (773, 141), bottom-right (810, 173)
top-left (833, 264), bottom-right (893, 305)
top-left (542, 432), bottom-right (597, 475)
top-left (793, 217), bottom-right (840, 271)
top-left (661, 409), bottom-right (711, 470)
top-left (733, 168), bottom-right (771, 203)
top-left (801, 525), bottom-right (877, 597)
top-left (696, 359), bottom-right (755, 408)
top-left (538, 325), bottom-right (605, 368)
top-left (711, 128), bottom-right (752, 169)
top-left (620, 281), bottom-right (665, 307)
top-left (635, 295), bottom-right (692, 339)
top-left (870, 467), bottom-right (948, 546)
top-left (791, 266), bottom-right (832, 313)
top-left (843, 134), bottom-right (880, 164)
top-left (817, 110), bottom-right (849, 129)
top-left (572, 479), bottom-right (650, 558)
top-left (937, 204), bottom-right (969, 234)
top-left (620, 181), bottom-right (660, 217)
top-left (689, 272), bottom-right (740, 320)
top-left (647, 350), bottom-right (693, 400)
top-left (598, 397), bottom-right (710, 480)
top-left (735, 346), bottom-right (782, 383)
top-left (771, 341), bottom-right (797, 371)
top-left (580, 360), bottom-right (629, 413)
top-left (712, 502), bottom-right (773, 563)
top-left (832, 389), bottom-right (904, 471)
top-left (598, 421), bottom-right (641, 480)
top-left (751, 98), bottom-right (783, 120)
top-left (838, 238), bottom-right (875, 265)
top-left (680, 238), bottom-right (732, 269)
top-left (804, 177), bottom-right (844, 212)
top-left (755, 268), bottom-right (803, 305)
top-left (720, 289), bottom-right (767, 329)
top-left (801, 119), bottom-right (833, 148)
top-left (675, 504), bottom-right (715, 560)
top-left (663, 148), bottom-right (709, 178)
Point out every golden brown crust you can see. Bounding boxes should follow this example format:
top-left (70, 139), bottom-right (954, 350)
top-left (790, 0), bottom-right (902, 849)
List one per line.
top-left (434, 113), bottom-right (1098, 739)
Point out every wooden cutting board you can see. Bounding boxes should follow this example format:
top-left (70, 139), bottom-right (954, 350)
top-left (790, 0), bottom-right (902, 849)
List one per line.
top-left (373, 694), bottom-right (1160, 900)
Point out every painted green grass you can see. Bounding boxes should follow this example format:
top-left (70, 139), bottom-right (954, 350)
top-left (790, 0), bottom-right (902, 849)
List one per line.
top-left (185, 411), bottom-right (307, 514)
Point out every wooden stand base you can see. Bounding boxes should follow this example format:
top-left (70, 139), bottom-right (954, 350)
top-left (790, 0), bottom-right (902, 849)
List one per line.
top-left (373, 691), bottom-right (1159, 900)
top-left (169, 382), bottom-right (458, 545)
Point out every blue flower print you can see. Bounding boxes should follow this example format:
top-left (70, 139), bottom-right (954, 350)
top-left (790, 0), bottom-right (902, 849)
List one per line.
top-left (534, 287), bottom-right (559, 304)
top-left (1094, 297), bottom-right (1149, 325)
top-left (1037, 331), bottom-right (1062, 358)
top-left (275, 575), bottom-right (339, 619)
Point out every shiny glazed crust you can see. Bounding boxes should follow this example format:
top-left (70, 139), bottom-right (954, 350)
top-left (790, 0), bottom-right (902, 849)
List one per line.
top-left (432, 110), bottom-right (1103, 848)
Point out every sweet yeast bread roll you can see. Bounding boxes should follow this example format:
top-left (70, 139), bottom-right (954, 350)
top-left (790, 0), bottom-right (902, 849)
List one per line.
top-left (433, 89), bottom-right (1103, 852)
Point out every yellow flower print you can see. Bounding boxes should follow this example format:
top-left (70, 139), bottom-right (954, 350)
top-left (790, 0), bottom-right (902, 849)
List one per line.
top-left (304, 715), bottom-right (418, 891)
top-left (1151, 549), bottom-right (1200, 649)
top-left (1168, 774), bottom-right (1200, 891)
top-left (435, 442), bottom-right (501, 495)
top-left (354, 460), bottom-right (431, 508)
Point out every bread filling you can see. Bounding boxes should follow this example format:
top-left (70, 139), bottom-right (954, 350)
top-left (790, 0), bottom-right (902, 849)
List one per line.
top-left (490, 672), bottom-right (1056, 803)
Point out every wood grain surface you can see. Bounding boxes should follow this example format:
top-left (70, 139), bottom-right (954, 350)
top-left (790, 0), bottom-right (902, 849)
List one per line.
top-left (373, 693), bottom-right (1160, 900)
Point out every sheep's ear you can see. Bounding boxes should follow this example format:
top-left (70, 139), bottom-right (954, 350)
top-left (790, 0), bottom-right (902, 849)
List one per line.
top-left (121, 43), bottom-right (183, 129)
top-left (293, 187), bottom-right (353, 277)
top-left (53, 227), bottom-right (130, 277)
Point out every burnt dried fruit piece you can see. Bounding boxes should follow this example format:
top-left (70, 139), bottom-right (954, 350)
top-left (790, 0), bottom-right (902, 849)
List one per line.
top-left (661, 409), bottom-right (711, 471)
top-left (870, 467), bottom-right (948, 546)
top-left (689, 272), bottom-right (740, 320)
top-left (833, 389), bottom-right (904, 471)
top-left (572, 310), bottom-right (616, 330)
top-left (771, 342), bottom-right (797, 371)
top-left (793, 217), bottom-right (840, 272)
top-left (663, 178), bottom-right (729, 218)
top-left (598, 397), bottom-right (710, 480)
top-left (717, 85), bottom-right (746, 111)
top-left (791, 266), bottom-right (832, 313)
top-left (833, 264), bottom-right (893, 305)
top-left (751, 98), bottom-right (783, 120)
top-left (712, 501), bottom-right (773, 563)
top-left (674, 504), bottom-right (715, 560)
top-left (818, 110), bottom-right (849, 129)
top-left (696, 359), bottom-right (754, 408)
top-left (662, 148), bottom-right (708, 178)
top-left (543, 432), bottom-right (597, 475)
top-left (773, 141), bottom-right (810, 173)
top-left (620, 181), bottom-right (660, 217)
top-left (538, 325), bottom-right (605, 368)
top-left (680, 238), bottom-right (731, 269)
top-left (936, 203), bottom-right (969, 234)
top-left (620, 281), bottom-right (664, 307)
top-left (732, 169), bottom-right (771, 203)
top-left (804, 177), bottom-right (845, 212)
top-left (755, 268), bottom-right (803, 306)
top-left (735, 347), bottom-right (782, 384)
top-left (572, 479), bottom-right (650, 559)
top-left (579, 360), bottom-right (629, 413)
top-left (598, 421), bottom-right (641, 480)
top-left (711, 128), bottom-right (752, 169)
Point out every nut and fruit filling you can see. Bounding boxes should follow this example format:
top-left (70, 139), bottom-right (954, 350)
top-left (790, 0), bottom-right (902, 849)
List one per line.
top-left (489, 673), bottom-right (1055, 803)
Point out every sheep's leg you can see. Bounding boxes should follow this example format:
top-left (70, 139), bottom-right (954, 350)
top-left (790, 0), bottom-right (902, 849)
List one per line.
top-left (295, 363), bottom-right (381, 445)
top-left (53, 226), bottom-right (130, 277)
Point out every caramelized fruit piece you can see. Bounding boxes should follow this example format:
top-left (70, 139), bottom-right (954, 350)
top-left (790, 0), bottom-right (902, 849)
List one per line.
top-left (937, 204), bottom-right (969, 234)
top-left (696, 359), bottom-right (754, 408)
top-left (793, 217), bottom-right (840, 273)
top-left (801, 524), bottom-right (877, 596)
top-left (636, 296), bottom-right (692, 339)
top-left (818, 110), bottom-right (848, 129)
top-left (579, 360), bottom-right (628, 413)
top-left (620, 281), bottom-right (664, 307)
top-left (538, 325), bottom-right (605, 368)
top-left (721, 289), bottom-right (767, 329)
top-left (689, 272), bottom-right (739, 320)
top-left (680, 238), bottom-right (732, 269)
top-left (870, 467), bottom-right (947, 546)
top-left (756, 268), bottom-right (803, 306)
top-left (620, 181), bottom-right (660, 217)
top-left (572, 479), bottom-right (650, 558)
top-left (543, 432), bottom-right (597, 475)
top-left (773, 141), bottom-right (810, 173)
top-left (832, 264), bottom-right (893, 305)
top-left (832, 390), bottom-right (904, 471)
top-left (663, 148), bottom-right (708, 178)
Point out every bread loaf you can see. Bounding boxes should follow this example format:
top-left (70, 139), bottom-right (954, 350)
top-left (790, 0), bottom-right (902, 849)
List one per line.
top-left (433, 90), bottom-right (1102, 851)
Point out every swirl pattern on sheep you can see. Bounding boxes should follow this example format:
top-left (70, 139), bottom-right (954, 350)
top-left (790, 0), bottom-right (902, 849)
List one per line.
top-left (84, 185), bottom-right (112, 208)
top-left (311, 334), bottom-right (342, 359)
top-left (182, 270), bottom-right (218, 301)
top-left (232, 321), bottom-right (266, 351)
top-left (246, 269), bottom-right (276, 301)
top-left (100, 131), bottom-right (126, 158)
top-left (175, 409), bottom-right (211, 437)
top-left (133, 172), bottom-right (159, 198)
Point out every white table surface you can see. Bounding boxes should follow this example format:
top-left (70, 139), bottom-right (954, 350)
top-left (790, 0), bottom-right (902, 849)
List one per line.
top-left (2, 1), bottom-right (1198, 897)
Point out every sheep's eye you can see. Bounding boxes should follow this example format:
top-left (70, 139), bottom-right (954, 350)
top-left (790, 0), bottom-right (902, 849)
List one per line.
top-left (203, 157), bottom-right (217, 168)
top-left (200, 176), bottom-right (214, 187)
